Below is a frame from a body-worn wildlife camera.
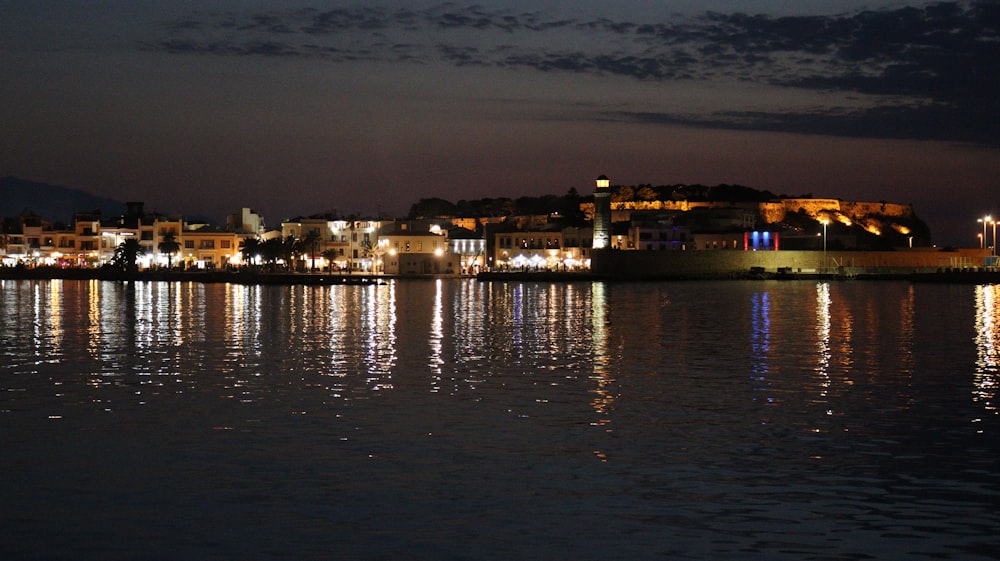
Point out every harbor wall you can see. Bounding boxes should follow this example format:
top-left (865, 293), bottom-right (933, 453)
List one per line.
top-left (591, 248), bottom-right (988, 279)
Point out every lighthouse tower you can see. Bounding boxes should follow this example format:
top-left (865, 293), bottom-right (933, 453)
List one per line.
top-left (592, 175), bottom-right (611, 249)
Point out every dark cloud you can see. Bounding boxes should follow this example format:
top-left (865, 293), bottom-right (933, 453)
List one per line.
top-left (150, 2), bottom-right (1000, 143)
top-left (620, 101), bottom-right (997, 145)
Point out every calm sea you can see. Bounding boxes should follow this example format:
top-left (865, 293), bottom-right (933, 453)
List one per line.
top-left (1, 278), bottom-right (997, 560)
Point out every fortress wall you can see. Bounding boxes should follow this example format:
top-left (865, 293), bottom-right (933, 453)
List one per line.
top-left (591, 248), bottom-right (986, 278)
top-left (780, 199), bottom-right (842, 215)
top-left (583, 198), bottom-right (915, 226)
top-left (760, 202), bottom-right (786, 224)
top-left (841, 201), bottom-right (913, 217)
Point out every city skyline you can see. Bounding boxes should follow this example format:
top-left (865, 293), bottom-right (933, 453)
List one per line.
top-left (3, 1), bottom-right (998, 246)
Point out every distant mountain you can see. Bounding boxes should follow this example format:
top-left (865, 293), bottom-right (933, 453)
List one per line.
top-left (0, 177), bottom-right (127, 224)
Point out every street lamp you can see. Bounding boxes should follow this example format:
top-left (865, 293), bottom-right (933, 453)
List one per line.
top-left (978, 215), bottom-right (991, 249)
top-left (820, 219), bottom-right (829, 271)
top-left (990, 220), bottom-right (997, 257)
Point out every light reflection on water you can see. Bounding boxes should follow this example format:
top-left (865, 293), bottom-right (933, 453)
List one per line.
top-left (974, 284), bottom-right (998, 415)
top-left (1, 278), bottom-right (998, 560)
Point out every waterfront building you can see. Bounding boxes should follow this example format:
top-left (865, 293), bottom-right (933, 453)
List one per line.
top-left (492, 224), bottom-right (593, 270)
top-left (629, 216), bottom-right (692, 251)
top-left (151, 217), bottom-right (184, 267)
top-left (446, 226), bottom-right (486, 275)
top-left (379, 220), bottom-right (458, 276)
top-left (330, 220), bottom-right (381, 272)
top-left (178, 224), bottom-right (240, 269)
top-left (278, 217), bottom-right (383, 272)
top-left (72, 211), bottom-right (101, 265)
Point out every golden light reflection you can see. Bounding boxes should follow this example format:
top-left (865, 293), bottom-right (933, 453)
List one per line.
top-left (87, 279), bottom-right (101, 358)
top-left (429, 279), bottom-right (444, 381)
top-left (815, 283), bottom-right (832, 401)
top-left (589, 282), bottom-right (615, 434)
top-left (363, 281), bottom-right (397, 387)
top-left (973, 284), bottom-right (998, 415)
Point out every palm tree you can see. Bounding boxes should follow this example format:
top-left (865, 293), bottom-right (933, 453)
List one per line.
top-left (157, 231), bottom-right (180, 268)
top-left (239, 237), bottom-right (261, 268)
top-left (322, 249), bottom-right (339, 272)
top-left (260, 237), bottom-right (284, 270)
top-left (111, 238), bottom-right (144, 273)
top-left (302, 230), bottom-right (322, 272)
top-left (282, 235), bottom-right (300, 271)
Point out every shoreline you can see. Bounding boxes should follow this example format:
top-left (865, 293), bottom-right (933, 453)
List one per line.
top-left (2, 266), bottom-right (999, 285)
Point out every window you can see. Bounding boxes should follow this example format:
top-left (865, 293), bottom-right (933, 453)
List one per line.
top-left (221, 240), bottom-right (231, 249)
top-left (185, 240), bottom-right (194, 249)
top-left (199, 240), bottom-right (215, 249)
top-left (352, 232), bottom-right (358, 242)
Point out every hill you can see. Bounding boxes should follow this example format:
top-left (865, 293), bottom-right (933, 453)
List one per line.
top-left (0, 177), bottom-right (127, 224)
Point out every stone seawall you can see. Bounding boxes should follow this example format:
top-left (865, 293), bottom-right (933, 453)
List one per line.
top-left (591, 248), bottom-right (987, 279)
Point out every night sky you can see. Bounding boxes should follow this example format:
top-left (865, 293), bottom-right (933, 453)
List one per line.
top-left (2, 1), bottom-right (998, 245)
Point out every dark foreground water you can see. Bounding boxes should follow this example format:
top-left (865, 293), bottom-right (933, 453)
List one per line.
top-left (1, 279), bottom-right (997, 560)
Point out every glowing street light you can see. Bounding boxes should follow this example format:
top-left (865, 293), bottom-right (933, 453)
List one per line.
top-left (992, 219), bottom-right (998, 256)
top-left (978, 215), bottom-right (992, 249)
top-left (819, 218), bottom-right (829, 270)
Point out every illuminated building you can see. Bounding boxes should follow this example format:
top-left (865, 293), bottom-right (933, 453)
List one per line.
top-left (592, 175), bottom-right (611, 249)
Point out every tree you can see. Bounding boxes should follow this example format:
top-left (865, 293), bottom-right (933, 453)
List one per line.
top-left (283, 235), bottom-right (301, 271)
top-left (636, 186), bottom-right (658, 201)
top-left (302, 230), bottom-right (321, 272)
top-left (259, 237), bottom-right (285, 270)
top-left (111, 238), bottom-right (144, 273)
top-left (408, 197), bottom-right (457, 219)
top-left (157, 232), bottom-right (181, 268)
top-left (239, 237), bottom-right (261, 267)
top-left (321, 249), bottom-right (340, 271)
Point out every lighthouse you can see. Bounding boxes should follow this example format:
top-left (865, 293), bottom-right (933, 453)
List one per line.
top-left (592, 175), bottom-right (611, 249)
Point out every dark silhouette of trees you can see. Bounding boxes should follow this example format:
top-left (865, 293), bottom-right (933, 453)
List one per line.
top-left (239, 237), bottom-right (261, 266)
top-left (157, 232), bottom-right (180, 268)
top-left (111, 238), bottom-right (143, 273)
top-left (301, 230), bottom-right (321, 272)
top-left (408, 198), bottom-right (457, 219)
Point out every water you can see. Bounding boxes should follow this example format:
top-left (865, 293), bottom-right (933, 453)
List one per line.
top-left (1, 278), bottom-right (997, 560)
